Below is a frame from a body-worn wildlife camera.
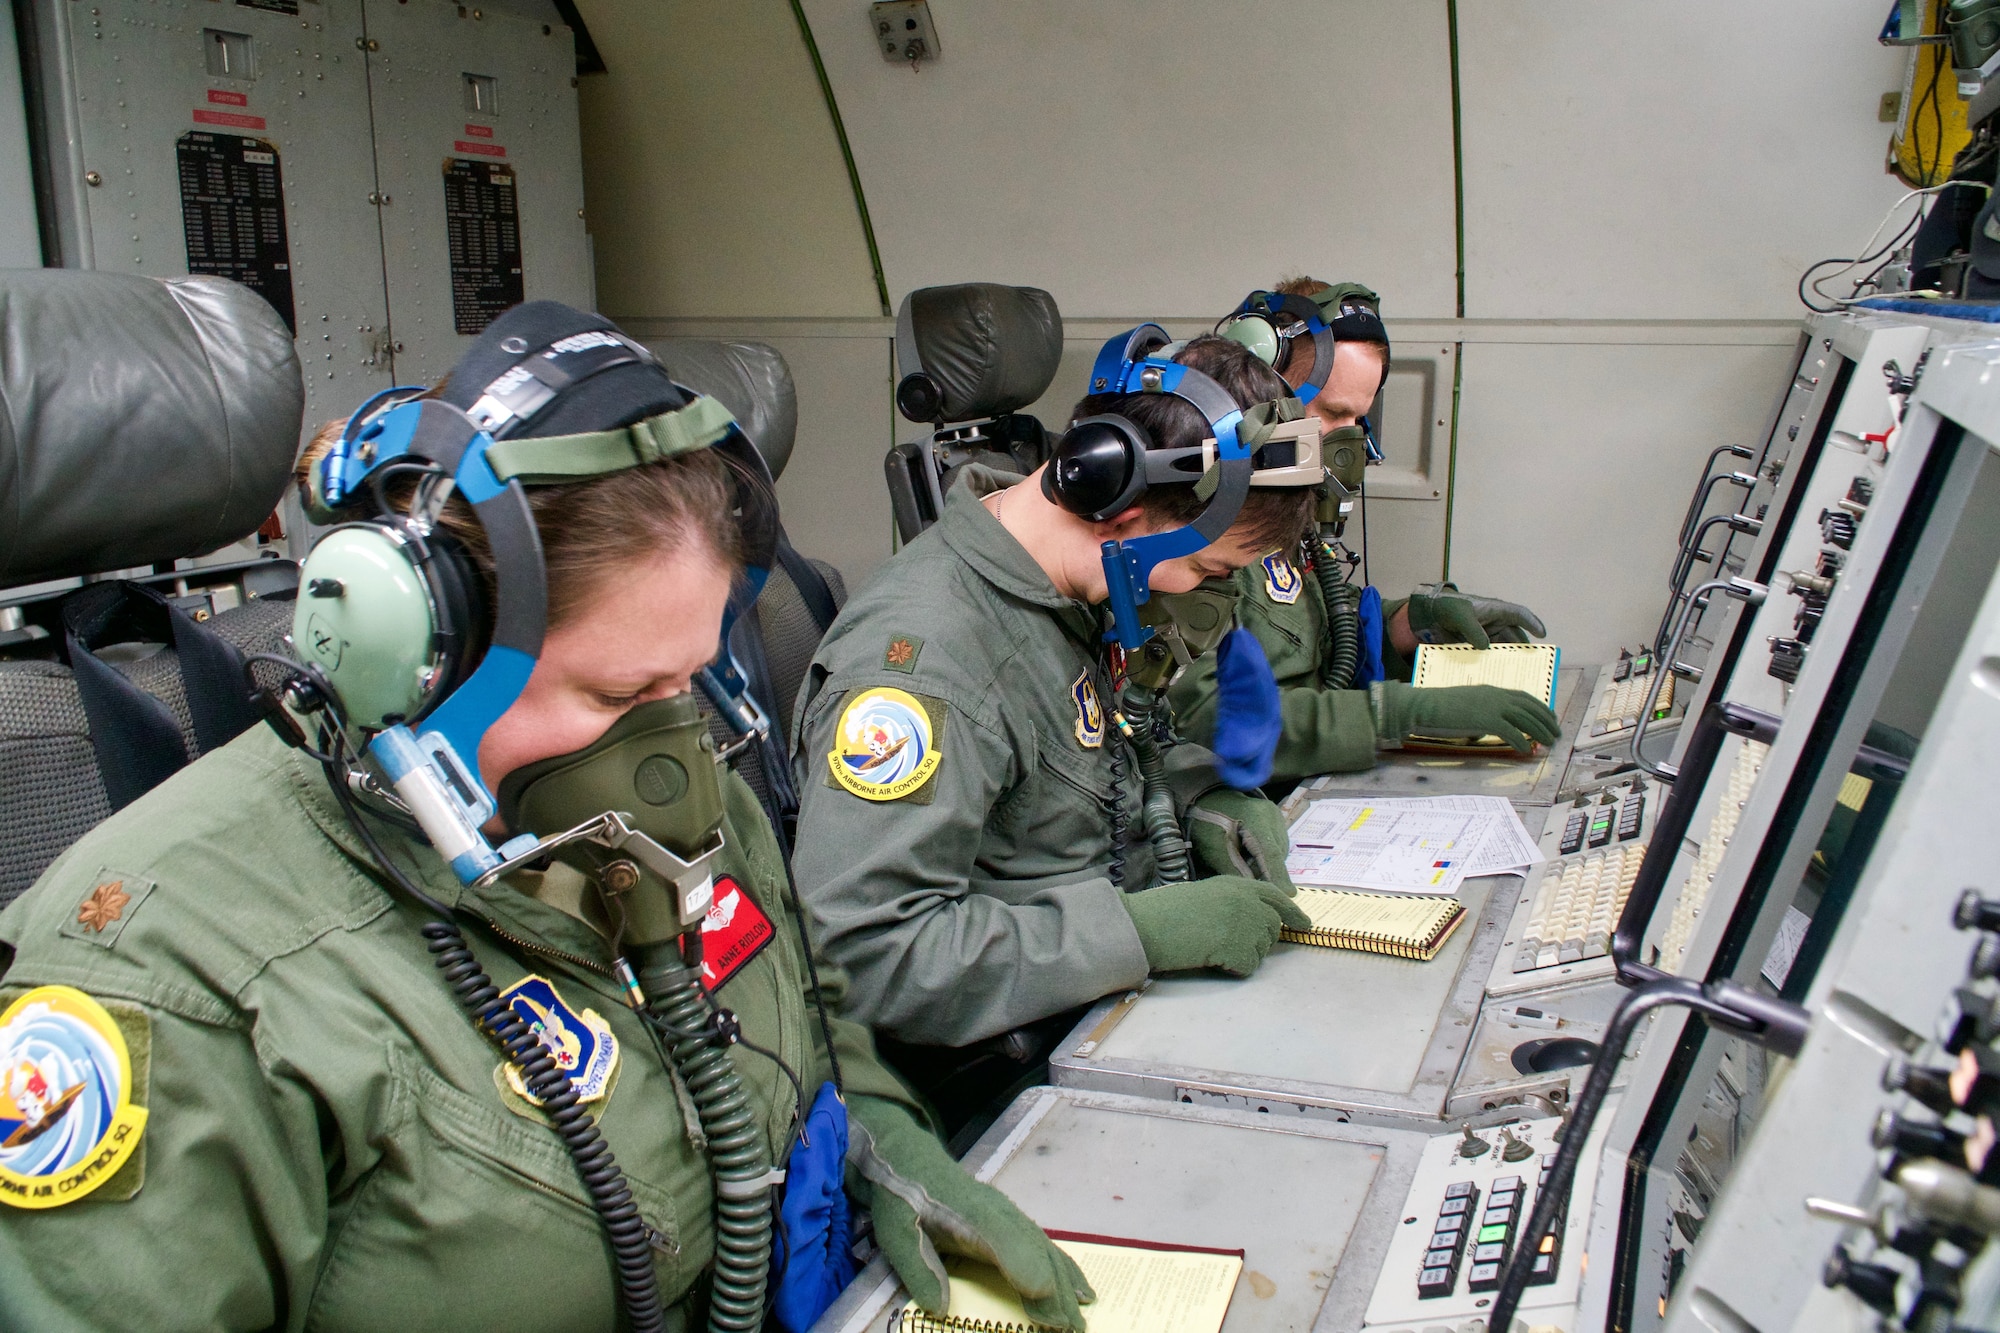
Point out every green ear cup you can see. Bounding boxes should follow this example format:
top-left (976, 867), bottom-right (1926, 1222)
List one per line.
top-left (498, 693), bottom-right (725, 861)
top-left (293, 526), bottom-right (440, 729)
top-left (1218, 314), bottom-right (1283, 366)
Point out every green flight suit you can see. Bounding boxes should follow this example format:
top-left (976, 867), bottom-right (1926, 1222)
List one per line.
top-left (790, 469), bottom-right (1219, 1050)
top-left (1168, 557), bottom-right (1381, 782)
top-left (0, 724), bottom-right (918, 1332)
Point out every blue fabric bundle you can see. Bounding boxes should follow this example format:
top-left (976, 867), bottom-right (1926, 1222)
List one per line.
top-left (1356, 585), bottom-right (1386, 685)
top-left (1212, 626), bottom-right (1281, 789)
top-left (772, 1082), bottom-right (858, 1331)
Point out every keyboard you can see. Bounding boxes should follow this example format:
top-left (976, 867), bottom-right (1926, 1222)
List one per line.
top-left (1656, 738), bottom-right (1769, 974)
top-left (1513, 841), bottom-right (1647, 974)
top-left (1589, 653), bottom-right (1675, 740)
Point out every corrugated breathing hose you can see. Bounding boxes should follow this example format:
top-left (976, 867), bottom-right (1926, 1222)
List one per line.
top-left (1314, 533), bottom-right (1361, 691)
top-left (635, 941), bottom-right (775, 1332)
top-left (1117, 683), bottom-right (1190, 883)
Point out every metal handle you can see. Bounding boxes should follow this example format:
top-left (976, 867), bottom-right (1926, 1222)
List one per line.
top-left (1671, 444), bottom-right (1757, 554)
top-left (1634, 577), bottom-right (1767, 778)
top-left (1615, 700), bottom-right (1781, 983)
top-left (1656, 512), bottom-right (1765, 657)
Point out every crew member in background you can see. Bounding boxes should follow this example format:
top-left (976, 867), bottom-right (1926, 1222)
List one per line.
top-left (0, 305), bottom-right (1094, 1333)
top-left (790, 336), bottom-right (1314, 1136)
top-left (1171, 276), bottom-right (1560, 786)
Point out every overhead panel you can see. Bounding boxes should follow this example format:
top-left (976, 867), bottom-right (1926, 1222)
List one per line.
top-left (361, 0), bottom-right (590, 386)
top-left (36, 0), bottom-right (395, 439)
top-left (799, 0), bottom-right (1459, 318)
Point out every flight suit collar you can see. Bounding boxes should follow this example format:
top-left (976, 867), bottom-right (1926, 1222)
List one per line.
top-left (278, 731), bottom-right (627, 1000)
top-left (938, 465), bottom-right (1105, 647)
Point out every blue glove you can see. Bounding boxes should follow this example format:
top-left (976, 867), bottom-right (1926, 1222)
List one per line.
top-left (1212, 627), bottom-right (1280, 790)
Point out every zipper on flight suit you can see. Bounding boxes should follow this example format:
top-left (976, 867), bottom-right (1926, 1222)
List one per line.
top-left (473, 914), bottom-right (618, 981)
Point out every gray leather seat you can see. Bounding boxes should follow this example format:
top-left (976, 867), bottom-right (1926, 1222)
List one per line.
top-left (649, 337), bottom-right (845, 835)
top-left (0, 270), bottom-right (304, 903)
top-left (885, 283), bottom-right (1065, 542)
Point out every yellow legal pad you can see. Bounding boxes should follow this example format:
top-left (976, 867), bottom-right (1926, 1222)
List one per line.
top-left (890, 1233), bottom-right (1243, 1333)
top-left (1408, 643), bottom-right (1562, 750)
top-left (1280, 887), bottom-right (1466, 961)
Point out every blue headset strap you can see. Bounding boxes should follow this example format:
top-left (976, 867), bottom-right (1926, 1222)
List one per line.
top-left (329, 397), bottom-right (548, 793)
top-left (1087, 329), bottom-right (1255, 652)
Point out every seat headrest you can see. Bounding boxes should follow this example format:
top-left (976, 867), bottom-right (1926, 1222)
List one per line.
top-left (895, 283), bottom-right (1063, 425)
top-left (648, 338), bottom-right (798, 483)
top-left (0, 271), bottom-right (304, 587)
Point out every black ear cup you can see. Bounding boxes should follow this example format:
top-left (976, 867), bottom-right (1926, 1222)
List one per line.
top-left (1043, 415), bottom-right (1149, 522)
top-left (896, 372), bottom-right (944, 424)
top-left (420, 527), bottom-right (491, 704)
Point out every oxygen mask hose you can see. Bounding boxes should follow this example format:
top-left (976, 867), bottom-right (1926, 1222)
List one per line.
top-left (1313, 532), bottom-right (1361, 691)
top-left (1116, 683), bottom-right (1190, 883)
top-left (633, 936), bottom-right (775, 1333)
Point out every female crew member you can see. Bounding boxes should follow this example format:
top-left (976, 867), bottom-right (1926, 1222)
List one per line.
top-left (0, 304), bottom-right (1091, 1333)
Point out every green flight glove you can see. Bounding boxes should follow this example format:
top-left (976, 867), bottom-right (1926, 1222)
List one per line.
top-left (1186, 789), bottom-right (1297, 891)
top-left (847, 1095), bottom-right (1094, 1331)
top-left (1123, 875), bottom-right (1312, 976)
top-left (1368, 681), bottom-right (1561, 754)
top-left (1404, 582), bottom-right (1548, 648)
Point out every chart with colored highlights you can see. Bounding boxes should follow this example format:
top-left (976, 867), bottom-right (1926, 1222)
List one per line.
top-left (1285, 801), bottom-right (1484, 895)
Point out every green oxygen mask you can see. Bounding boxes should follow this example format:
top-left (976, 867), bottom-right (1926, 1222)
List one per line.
top-left (495, 692), bottom-right (726, 944)
top-left (1124, 580), bottom-right (1239, 691)
top-left (1316, 424), bottom-right (1369, 533)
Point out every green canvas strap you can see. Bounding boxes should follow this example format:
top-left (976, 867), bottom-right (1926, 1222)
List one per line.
top-left (482, 396), bottom-right (741, 484)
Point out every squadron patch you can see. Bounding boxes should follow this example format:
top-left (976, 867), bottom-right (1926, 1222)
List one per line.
top-left (0, 986), bottom-right (148, 1209)
top-left (497, 975), bottom-right (619, 1106)
top-left (827, 686), bottom-right (945, 802)
top-left (1262, 554), bottom-right (1303, 605)
top-left (699, 877), bottom-right (775, 990)
top-left (1071, 671), bottom-right (1105, 749)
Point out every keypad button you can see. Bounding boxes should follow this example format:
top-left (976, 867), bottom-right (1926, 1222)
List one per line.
top-left (1418, 1267), bottom-right (1454, 1299)
top-left (1495, 1176), bottom-right (1523, 1192)
top-left (1483, 1206), bottom-right (1513, 1227)
top-left (1467, 1261), bottom-right (1501, 1291)
top-left (1477, 1223), bottom-right (1510, 1244)
top-left (1473, 1242), bottom-right (1506, 1263)
top-left (1440, 1195), bottom-right (1469, 1216)
top-left (1488, 1189), bottom-right (1518, 1210)
top-left (1444, 1181), bottom-right (1473, 1199)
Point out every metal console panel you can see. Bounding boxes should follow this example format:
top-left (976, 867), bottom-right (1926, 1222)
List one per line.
top-left (1575, 340), bottom-right (2000, 1333)
top-left (1295, 666), bottom-right (1592, 808)
top-left (1656, 366), bottom-right (2000, 1332)
top-left (808, 1085), bottom-right (1441, 1333)
top-left (1049, 876), bottom-right (1520, 1126)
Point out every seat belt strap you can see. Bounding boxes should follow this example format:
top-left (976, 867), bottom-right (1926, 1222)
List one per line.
top-left (776, 531), bottom-right (839, 634)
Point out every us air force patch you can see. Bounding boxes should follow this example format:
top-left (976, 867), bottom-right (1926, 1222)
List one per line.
top-left (1262, 554), bottom-right (1303, 605)
top-left (0, 987), bottom-right (148, 1209)
top-left (1071, 671), bottom-right (1105, 749)
top-left (828, 686), bottom-right (945, 801)
top-left (497, 975), bottom-right (619, 1106)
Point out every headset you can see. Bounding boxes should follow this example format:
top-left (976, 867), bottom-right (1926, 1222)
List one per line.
top-left (1041, 324), bottom-right (1279, 654)
top-left (1219, 284), bottom-right (1393, 462)
top-left (298, 326), bottom-right (776, 888)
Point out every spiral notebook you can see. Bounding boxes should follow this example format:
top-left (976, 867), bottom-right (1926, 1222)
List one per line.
top-left (1407, 643), bottom-right (1561, 751)
top-left (889, 1231), bottom-right (1242, 1333)
top-left (1279, 887), bottom-right (1466, 961)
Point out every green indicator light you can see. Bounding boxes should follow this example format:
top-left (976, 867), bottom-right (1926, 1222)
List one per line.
top-left (1478, 1224), bottom-right (1509, 1243)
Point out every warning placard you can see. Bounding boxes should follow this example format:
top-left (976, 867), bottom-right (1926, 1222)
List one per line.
top-left (442, 157), bottom-right (524, 335)
top-left (176, 131), bottom-right (295, 332)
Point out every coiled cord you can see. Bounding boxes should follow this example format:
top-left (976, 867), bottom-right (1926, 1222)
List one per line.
top-left (636, 945), bottom-right (775, 1332)
top-left (321, 759), bottom-right (668, 1333)
top-left (1106, 740), bottom-right (1129, 891)
top-left (1313, 534), bottom-right (1361, 691)
top-left (425, 921), bottom-right (667, 1331)
top-left (1118, 683), bottom-right (1190, 883)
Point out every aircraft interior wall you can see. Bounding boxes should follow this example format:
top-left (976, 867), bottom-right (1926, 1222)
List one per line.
top-left (570, 0), bottom-right (1908, 664)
